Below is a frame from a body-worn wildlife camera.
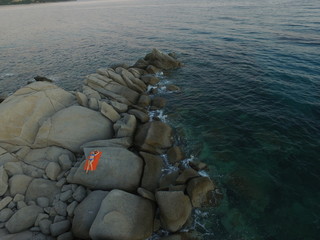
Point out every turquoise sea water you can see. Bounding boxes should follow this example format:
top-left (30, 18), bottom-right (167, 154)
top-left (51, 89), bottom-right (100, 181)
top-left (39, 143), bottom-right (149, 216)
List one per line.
top-left (1, 0), bottom-right (320, 239)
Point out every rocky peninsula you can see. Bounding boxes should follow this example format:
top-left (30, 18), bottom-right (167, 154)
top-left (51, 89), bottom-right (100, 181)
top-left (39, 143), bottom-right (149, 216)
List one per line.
top-left (0, 49), bottom-right (219, 240)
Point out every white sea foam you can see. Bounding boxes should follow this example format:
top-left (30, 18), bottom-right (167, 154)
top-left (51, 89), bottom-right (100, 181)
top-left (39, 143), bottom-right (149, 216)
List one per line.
top-left (148, 109), bottom-right (167, 122)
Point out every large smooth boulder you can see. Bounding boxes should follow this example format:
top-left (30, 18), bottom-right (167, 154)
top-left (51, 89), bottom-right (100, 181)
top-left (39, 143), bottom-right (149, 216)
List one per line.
top-left (134, 121), bottom-right (173, 154)
top-left (140, 152), bottom-right (163, 192)
top-left (72, 190), bottom-right (109, 239)
top-left (89, 189), bottom-right (154, 240)
top-left (25, 178), bottom-right (60, 204)
top-left (0, 82), bottom-right (75, 147)
top-left (67, 147), bottom-right (143, 192)
top-left (5, 205), bottom-right (43, 233)
top-left (156, 191), bottom-right (192, 232)
top-left (34, 106), bottom-right (114, 152)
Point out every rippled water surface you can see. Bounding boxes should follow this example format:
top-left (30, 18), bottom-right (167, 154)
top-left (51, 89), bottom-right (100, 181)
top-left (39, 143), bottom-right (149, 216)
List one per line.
top-left (1, 0), bottom-right (320, 239)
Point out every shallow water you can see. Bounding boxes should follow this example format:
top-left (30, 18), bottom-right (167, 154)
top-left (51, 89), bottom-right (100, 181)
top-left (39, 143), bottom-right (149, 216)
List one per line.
top-left (1, 0), bottom-right (320, 239)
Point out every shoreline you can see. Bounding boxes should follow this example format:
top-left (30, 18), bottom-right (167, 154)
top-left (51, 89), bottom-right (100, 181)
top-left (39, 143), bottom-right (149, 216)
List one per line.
top-left (0, 49), bottom-right (219, 240)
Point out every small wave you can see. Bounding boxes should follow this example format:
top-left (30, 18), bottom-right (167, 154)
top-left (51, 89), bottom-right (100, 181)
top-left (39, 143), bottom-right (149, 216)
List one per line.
top-left (1, 73), bottom-right (14, 78)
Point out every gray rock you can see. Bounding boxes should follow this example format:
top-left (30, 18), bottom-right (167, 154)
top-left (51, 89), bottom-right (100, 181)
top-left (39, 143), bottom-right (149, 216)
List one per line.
top-left (137, 187), bottom-right (156, 201)
top-left (88, 97), bottom-right (99, 110)
top-left (9, 174), bottom-right (33, 196)
top-left (46, 162), bottom-right (61, 181)
top-left (146, 65), bottom-right (161, 74)
top-left (159, 171), bottom-right (179, 189)
top-left (58, 154), bottom-right (73, 171)
top-left (152, 96), bottom-right (167, 109)
top-left (186, 177), bottom-right (215, 207)
top-left (67, 147), bottom-right (143, 192)
top-left (0, 231), bottom-right (36, 240)
top-left (100, 101), bottom-right (121, 122)
top-left (155, 191), bottom-right (192, 232)
top-left (134, 121), bottom-right (173, 154)
top-left (13, 193), bottom-right (25, 202)
top-left (137, 94), bottom-right (151, 108)
top-left (57, 231), bottom-right (73, 240)
top-left (89, 189), bottom-right (154, 240)
top-left (39, 219), bottom-right (52, 235)
top-left (82, 85), bottom-right (101, 100)
top-left (66, 201), bottom-right (78, 217)
top-left (0, 208), bottom-right (14, 223)
top-left (140, 152), bottom-right (163, 192)
top-left (53, 201), bottom-right (67, 216)
top-left (140, 75), bottom-right (160, 86)
top-left (17, 201), bottom-right (27, 209)
top-left (167, 146), bottom-right (185, 164)
top-left (60, 190), bottom-right (73, 202)
top-left (75, 91), bottom-right (88, 107)
top-left (34, 106), bottom-right (114, 153)
top-left (166, 84), bottom-right (181, 91)
top-left (175, 168), bottom-right (199, 184)
top-left (128, 109), bottom-right (150, 123)
top-left (3, 161), bottom-right (23, 177)
top-left (0, 197), bottom-right (13, 211)
top-left (35, 213), bottom-right (49, 227)
top-left (36, 197), bottom-right (49, 208)
top-left (143, 49), bottom-right (181, 70)
top-left (26, 178), bottom-right (60, 204)
top-left (5, 205), bottom-right (43, 233)
top-left (0, 166), bottom-right (8, 196)
top-left (109, 100), bottom-right (128, 113)
top-left (72, 190), bottom-right (108, 239)
top-left (72, 185), bottom-right (86, 202)
top-left (114, 114), bottom-right (137, 138)
top-left (50, 220), bottom-right (71, 237)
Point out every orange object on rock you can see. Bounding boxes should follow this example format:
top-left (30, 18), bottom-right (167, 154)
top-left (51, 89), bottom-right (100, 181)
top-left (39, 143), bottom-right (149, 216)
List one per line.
top-left (84, 150), bottom-right (102, 173)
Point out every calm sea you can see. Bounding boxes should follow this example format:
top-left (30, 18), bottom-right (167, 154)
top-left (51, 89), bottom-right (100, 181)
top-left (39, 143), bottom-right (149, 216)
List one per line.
top-left (1, 0), bottom-right (320, 239)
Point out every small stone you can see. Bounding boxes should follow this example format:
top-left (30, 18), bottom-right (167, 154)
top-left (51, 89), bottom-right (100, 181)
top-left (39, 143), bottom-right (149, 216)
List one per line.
top-left (137, 94), bottom-right (151, 108)
top-left (46, 162), bottom-right (61, 181)
top-left (17, 201), bottom-right (27, 209)
top-left (141, 75), bottom-right (160, 86)
top-left (67, 201), bottom-right (78, 217)
top-left (58, 154), bottom-right (73, 171)
top-left (54, 215), bottom-right (66, 223)
top-left (128, 109), bottom-right (150, 123)
top-left (159, 171), bottom-right (179, 189)
top-left (13, 193), bottom-right (25, 202)
top-left (3, 162), bottom-right (23, 177)
top-left (39, 219), bottom-right (52, 235)
top-left (189, 161), bottom-right (208, 171)
top-left (0, 196), bottom-right (12, 211)
top-left (50, 219), bottom-right (71, 237)
top-left (186, 177), bottom-right (216, 207)
top-left (88, 97), bottom-right (99, 111)
top-left (72, 185), bottom-right (86, 202)
top-left (37, 197), bottom-right (50, 208)
top-left (166, 84), bottom-right (180, 91)
top-left (35, 213), bottom-right (49, 227)
top-left (0, 208), bottom-right (13, 223)
top-left (56, 178), bottom-right (67, 188)
top-left (137, 187), bottom-right (156, 201)
top-left (167, 146), bottom-right (185, 164)
top-left (146, 65), bottom-right (161, 74)
top-left (57, 231), bottom-right (73, 240)
top-left (0, 166), bottom-right (8, 196)
top-left (175, 168), bottom-right (199, 184)
top-left (60, 190), bottom-right (73, 202)
top-left (53, 201), bottom-right (67, 217)
top-left (151, 96), bottom-right (167, 109)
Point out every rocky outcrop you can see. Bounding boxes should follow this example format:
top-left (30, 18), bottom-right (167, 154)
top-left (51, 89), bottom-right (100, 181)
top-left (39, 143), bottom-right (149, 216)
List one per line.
top-left (0, 49), bottom-right (218, 240)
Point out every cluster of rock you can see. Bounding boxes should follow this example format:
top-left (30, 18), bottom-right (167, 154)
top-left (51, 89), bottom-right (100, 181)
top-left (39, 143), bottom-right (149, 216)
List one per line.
top-left (0, 49), bottom-right (219, 240)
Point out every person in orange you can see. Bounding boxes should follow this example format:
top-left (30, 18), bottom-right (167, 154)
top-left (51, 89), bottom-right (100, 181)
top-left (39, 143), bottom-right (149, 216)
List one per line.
top-left (84, 150), bottom-right (101, 173)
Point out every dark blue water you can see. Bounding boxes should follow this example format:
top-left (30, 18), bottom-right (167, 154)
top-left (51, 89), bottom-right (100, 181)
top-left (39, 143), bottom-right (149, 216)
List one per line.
top-left (1, 0), bottom-right (320, 239)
